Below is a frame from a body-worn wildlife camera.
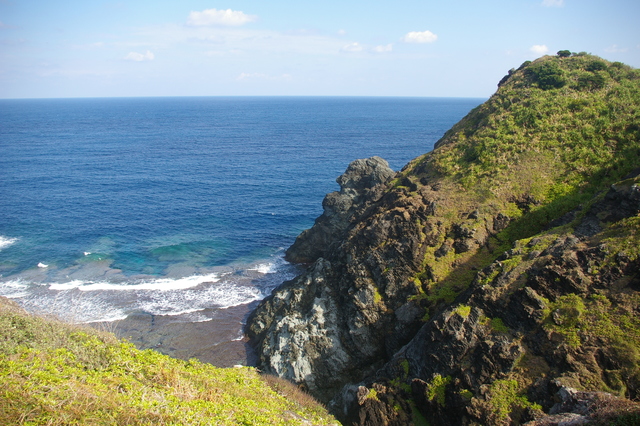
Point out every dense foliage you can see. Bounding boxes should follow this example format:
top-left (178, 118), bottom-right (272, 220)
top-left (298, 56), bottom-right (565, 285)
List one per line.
top-left (0, 298), bottom-right (337, 426)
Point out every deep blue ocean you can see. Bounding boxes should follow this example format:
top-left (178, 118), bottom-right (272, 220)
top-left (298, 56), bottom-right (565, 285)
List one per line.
top-left (0, 97), bottom-right (483, 324)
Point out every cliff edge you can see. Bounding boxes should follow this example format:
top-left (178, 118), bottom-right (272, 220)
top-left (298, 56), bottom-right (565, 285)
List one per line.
top-left (246, 53), bottom-right (640, 425)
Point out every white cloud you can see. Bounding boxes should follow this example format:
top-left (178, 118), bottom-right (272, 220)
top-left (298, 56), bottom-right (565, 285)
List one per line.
top-left (337, 29), bottom-right (347, 36)
top-left (530, 44), bottom-right (549, 56)
top-left (402, 30), bottom-right (437, 44)
top-left (342, 42), bottom-right (363, 52)
top-left (372, 44), bottom-right (393, 53)
top-left (542, 0), bottom-right (564, 6)
top-left (124, 50), bottom-right (155, 61)
top-left (124, 23), bottom-right (353, 59)
top-left (187, 9), bottom-right (257, 27)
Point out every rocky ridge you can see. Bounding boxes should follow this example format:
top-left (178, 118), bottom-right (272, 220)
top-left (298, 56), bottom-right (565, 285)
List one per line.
top-left (246, 53), bottom-right (640, 425)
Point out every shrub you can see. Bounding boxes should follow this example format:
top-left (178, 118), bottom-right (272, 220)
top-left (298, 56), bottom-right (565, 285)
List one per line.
top-left (525, 60), bottom-right (567, 89)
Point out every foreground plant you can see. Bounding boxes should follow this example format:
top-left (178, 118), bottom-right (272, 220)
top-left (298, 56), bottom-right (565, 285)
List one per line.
top-left (0, 298), bottom-right (337, 426)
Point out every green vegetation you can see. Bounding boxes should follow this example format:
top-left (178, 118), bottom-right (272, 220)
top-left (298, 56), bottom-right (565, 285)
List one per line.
top-left (0, 298), bottom-right (337, 426)
top-left (483, 379), bottom-right (541, 423)
top-left (397, 53), bottom-right (640, 315)
top-left (490, 317), bottom-right (509, 334)
top-left (544, 293), bottom-right (586, 348)
top-left (425, 374), bottom-right (451, 406)
top-left (542, 292), bottom-right (640, 396)
top-left (453, 304), bottom-right (471, 318)
top-left (365, 387), bottom-right (379, 401)
top-left (390, 54), bottom-right (640, 422)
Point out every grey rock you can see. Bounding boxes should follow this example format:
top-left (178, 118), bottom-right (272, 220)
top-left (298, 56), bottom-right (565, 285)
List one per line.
top-left (285, 156), bottom-right (395, 264)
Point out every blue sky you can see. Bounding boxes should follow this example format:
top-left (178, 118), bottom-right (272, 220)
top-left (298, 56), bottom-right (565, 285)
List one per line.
top-left (1, 0), bottom-right (638, 98)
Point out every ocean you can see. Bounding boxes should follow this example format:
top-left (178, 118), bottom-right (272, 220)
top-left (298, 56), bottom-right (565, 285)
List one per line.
top-left (0, 96), bottom-right (483, 363)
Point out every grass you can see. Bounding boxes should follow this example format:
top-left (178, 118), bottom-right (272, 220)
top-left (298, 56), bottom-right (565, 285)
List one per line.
top-left (0, 297), bottom-right (338, 426)
top-left (425, 374), bottom-right (451, 407)
top-left (482, 379), bottom-right (541, 424)
top-left (387, 53), bottom-right (640, 335)
top-left (541, 291), bottom-right (640, 397)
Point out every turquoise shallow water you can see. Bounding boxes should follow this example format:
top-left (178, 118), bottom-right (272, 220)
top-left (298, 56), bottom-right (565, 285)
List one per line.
top-left (0, 96), bottom-right (483, 323)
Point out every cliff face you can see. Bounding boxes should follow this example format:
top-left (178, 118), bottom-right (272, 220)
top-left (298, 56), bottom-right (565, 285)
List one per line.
top-left (246, 53), bottom-right (640, 424)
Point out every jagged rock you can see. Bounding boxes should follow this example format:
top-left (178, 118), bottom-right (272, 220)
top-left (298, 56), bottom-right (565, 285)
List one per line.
top-left (340, 384), bottom-right (412, 426)
top-left (246, 55), bottom-right (640, 425)
top-left (246, 259), bottom-right (355, 401)
top-left (285, 156), bottom-right (395, 264)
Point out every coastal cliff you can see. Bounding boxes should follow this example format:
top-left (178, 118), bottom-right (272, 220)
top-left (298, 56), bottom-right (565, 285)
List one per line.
top-left (247, 53), bottom-right (640, 425)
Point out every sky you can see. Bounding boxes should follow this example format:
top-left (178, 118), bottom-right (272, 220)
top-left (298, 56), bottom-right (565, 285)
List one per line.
top-left (0, 0), bottom-right (639, 99)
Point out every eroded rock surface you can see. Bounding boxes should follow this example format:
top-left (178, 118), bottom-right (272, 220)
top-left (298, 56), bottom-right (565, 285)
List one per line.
top-left (285, 156), bottom-right (395, 264)
top-left (246, 55), bottom-right (640, 425)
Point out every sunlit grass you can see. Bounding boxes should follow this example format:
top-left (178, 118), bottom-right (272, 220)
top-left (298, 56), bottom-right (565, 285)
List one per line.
top-left (0, 298), bottom-right (338, 426)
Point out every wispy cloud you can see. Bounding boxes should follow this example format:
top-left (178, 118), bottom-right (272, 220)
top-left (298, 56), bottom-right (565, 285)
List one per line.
top-left (187, 9), bottom-right (257, 27)
top-left (402, 30), bottom-right (438, 44)
top-left (542, 0), bottom-right (564, 7)
top-left (124, 50), bottom-right (154, 61)
top-left (372, 44), bottom-right (393, 53)
top-left (341, 42), bottom-right (363, 52)
top-left (530, 44), bottom-right (549, 56)
top-left (126, 23), bottom-right (355, 58)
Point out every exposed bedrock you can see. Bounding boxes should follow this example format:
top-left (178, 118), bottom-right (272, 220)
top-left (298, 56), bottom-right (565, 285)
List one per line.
top-left (246, 54), bottom-right (640, 424)
top-left (248, 162), bottom-right (640, 424)
top-left (284, 156), bottom-right (395, 264)
top-left (332, 171), bottom-right (640, 425)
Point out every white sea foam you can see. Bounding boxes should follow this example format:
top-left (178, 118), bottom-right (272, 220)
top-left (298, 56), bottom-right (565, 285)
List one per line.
top-left (48, 273), bottom-right (221, 292)
top-left (37, 262), bottom-right (48, 268)
top-left (0, 279), bottom-right (30, 299)
top-left (135, 281), bottom-right (262, 317)
top-left (248, 262), bottom-right (274, 274)
top-left (0, 236), bottom-right (18, 251)
top-left (1, 258), bottom-right (282, 323)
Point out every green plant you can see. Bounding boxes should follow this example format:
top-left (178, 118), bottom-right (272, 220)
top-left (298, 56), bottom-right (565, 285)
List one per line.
top-left (426, 374), bottom-right (451, 406)
top-left (490, 317), bottom-right (509, 334)
top-left (0, 300), bottom-right (337, 426)
top-left (485, 379), bottom-right (541, 423)
top-left (453, 304), bottom-right (471, 318)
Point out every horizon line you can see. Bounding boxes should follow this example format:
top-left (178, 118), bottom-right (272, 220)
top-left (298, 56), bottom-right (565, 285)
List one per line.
top-left (0, 94), bottom-right (489, 101)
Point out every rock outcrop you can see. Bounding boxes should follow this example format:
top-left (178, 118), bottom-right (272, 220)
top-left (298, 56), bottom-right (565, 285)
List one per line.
top-left (246, 54), bottom-right (640, 425)
top-left (333, 172), bottom-right (640, 424)
top-left (285, 156), bottom-right (395, 264)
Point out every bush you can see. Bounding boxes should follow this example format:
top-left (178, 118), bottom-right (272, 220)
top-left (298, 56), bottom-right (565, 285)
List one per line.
top-left (525, 61), bottom-right (567, 89)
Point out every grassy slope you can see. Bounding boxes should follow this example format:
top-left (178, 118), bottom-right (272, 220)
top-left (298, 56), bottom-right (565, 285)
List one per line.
top-left (0, 297), bottom-right (338, 426)
top-left (395, 53), bottom-right (640, 306)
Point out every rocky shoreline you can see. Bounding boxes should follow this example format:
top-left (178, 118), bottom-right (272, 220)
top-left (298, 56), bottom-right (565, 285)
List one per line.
top-left (96, 302), bottom-right (258, 368)
top-left (245, 54), bottom-right (640, 425)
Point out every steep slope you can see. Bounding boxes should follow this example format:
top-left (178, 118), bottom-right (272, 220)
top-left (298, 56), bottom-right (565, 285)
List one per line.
top-left (246, 53), bottom-right (640, 424)
top-left (0, 297), bottom-right (338, 425)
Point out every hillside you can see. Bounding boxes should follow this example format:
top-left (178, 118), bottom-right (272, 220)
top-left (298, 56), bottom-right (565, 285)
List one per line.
top-left (0, 297), bottom-right (338, 425)
top-left (246, 53), bottom-right (640, 425)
